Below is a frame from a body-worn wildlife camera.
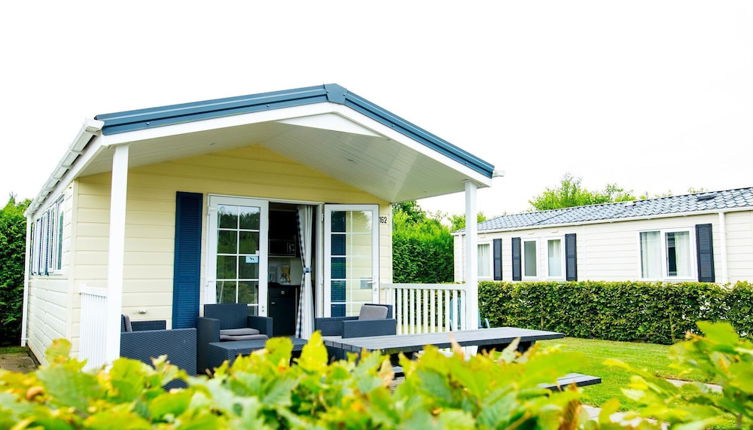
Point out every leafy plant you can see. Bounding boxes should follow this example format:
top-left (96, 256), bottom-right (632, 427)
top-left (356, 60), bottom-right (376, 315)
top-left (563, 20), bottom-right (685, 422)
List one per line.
top-left (607, 321), bottom-right (753, 429)
top-left (392, 201), bottom-right (455, 283)
top-left (1, 333), bottom-right (604, 429)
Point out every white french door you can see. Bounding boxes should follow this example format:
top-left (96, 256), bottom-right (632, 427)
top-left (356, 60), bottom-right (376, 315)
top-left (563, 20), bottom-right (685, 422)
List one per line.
top-left (324, 205), bottom-right (379, 317)
top-left (206, 196), bottom-right (269, 315)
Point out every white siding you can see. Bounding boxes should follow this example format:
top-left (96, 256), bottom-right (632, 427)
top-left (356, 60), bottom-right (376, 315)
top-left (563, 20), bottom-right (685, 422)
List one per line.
top-left (455, 211), bottom-right (753, 284)
top-left (27, 185), bottom-right (75, 364)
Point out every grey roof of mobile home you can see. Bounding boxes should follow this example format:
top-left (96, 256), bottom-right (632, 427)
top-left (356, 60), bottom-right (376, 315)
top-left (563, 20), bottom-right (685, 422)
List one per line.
top-left (465, 187), bottom-right (753, 233)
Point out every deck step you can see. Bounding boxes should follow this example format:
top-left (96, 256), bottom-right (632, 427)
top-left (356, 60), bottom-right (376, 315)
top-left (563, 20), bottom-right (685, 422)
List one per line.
top-left (541, 373), bottom-right (601, 391)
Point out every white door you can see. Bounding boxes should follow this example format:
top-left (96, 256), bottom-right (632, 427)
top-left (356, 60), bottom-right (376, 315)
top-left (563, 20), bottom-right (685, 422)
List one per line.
top-left (206, 196), bottom-right (269, 315)
top-left (324, 205), bottom-right (379, 317)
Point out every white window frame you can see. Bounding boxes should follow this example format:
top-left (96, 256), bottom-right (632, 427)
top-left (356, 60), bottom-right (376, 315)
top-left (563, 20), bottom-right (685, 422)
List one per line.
top-left (521, 239), bottom-right (539, 280)
top-left (30, 197), bottom-right (65, 276)
top-left (323, 204), bottom-right (380, 317)
top-left (637, 227), bottom-right (697, 281)
top-left (544, 236), bottom-right (566, 280)
top-left (477, 241), bottom-right (493, 280)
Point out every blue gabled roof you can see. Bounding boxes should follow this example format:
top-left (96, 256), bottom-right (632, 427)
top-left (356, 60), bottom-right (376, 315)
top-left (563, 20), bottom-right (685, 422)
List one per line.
top-left (94, 84), bottom-right (495, 178)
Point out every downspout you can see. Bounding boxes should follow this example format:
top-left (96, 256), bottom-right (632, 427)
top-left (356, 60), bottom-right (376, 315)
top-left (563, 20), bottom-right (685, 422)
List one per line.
top-left (718, 211), bottom-right (729, 284)
top-left (21, 216), bottom-right (32, 346)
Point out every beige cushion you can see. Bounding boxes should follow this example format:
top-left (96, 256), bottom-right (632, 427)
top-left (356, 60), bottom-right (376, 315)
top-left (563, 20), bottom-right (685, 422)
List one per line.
top-left (220, 328), bottom-right (260, 336)
top-left (220, 334), bottom-right (268, 341)
top-left (358, 305), bottom-right (388, 321)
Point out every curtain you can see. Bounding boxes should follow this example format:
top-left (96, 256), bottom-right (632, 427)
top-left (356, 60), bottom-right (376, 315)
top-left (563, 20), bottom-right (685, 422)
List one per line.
top-left (640, 231), bottom-right (661, 278)
top-left (547, 239), bottom-right (562, 277)
top-left (669, 231), bottom-right (691, 277)
top-left (295, 205), bottom-right (314, 338)
top-left (477, 244), bottom-right (491, 278)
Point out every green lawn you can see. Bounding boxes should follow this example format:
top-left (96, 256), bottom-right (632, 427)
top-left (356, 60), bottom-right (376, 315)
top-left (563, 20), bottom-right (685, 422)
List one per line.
top-left (0, 346), bottom-right (27, 354)
top-left (538, 337), bottom-right (712, 409)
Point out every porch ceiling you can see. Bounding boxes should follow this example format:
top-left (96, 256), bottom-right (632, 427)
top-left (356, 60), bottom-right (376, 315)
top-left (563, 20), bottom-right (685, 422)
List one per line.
top-left (80, 109), bottom-right (492, 202)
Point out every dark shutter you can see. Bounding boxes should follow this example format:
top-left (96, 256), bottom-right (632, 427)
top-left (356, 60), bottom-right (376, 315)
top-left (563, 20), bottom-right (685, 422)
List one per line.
top-left (695, 223), bottom-right (715, 282)
top-left (565, 233), bottom-right (578, 281)
top-left (172, 192), bottom-right (203, 328)
top-left (511, 237), bottom-right (521, 281)
top-left (493, 239), bottom-right (503, 280)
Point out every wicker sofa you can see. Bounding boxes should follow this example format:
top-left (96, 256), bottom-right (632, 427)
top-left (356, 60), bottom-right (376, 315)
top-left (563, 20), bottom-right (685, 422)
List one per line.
top-left (197, 304), bottom-right (273, 373)
top-left (119, 315), bottom-right (197, 376)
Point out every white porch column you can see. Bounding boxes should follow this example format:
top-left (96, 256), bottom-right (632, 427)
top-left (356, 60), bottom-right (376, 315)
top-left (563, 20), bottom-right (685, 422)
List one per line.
top-left (20, 216), bottom-right (32, 346)
top-left (105, 145), bottom-right (129, 362)
top-left (464, 181), bottom-right (479, 330)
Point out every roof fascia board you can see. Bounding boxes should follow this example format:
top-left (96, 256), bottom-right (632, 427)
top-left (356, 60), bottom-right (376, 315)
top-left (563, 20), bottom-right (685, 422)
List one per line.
top-left (26, 120), bottom-right (104, 218)
top-left (95, 84), bottom-right (494, 178)
top-left (455, 206), bottom-right (753, 236)
top-left (100, 102), bottom-right (492, 187)
top-left (100, 103), bottom-right (335, 146)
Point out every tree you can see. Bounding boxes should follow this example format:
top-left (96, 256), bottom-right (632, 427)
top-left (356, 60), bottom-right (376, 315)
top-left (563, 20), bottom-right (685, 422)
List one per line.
top-left (448, 213), bottom-right (487, 232)
top-left (0, 194), bottom-right (30, 346)
top-left (529, 174), bottom-right (636, 210)
top-left (392, 201), bottom-right (454, 283)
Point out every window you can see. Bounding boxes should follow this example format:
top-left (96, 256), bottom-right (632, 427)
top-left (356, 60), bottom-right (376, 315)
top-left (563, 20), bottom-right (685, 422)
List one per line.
top-left (477, 243), bottom-right (491, 279)
top-left (523, 240), bottom-right (537, 278)
top-left (547, 238), bottom-right (563, 278)
top-left (29, 198), bottom-right (64, 275)
top-left (640, 229), bottom-right (693, 280)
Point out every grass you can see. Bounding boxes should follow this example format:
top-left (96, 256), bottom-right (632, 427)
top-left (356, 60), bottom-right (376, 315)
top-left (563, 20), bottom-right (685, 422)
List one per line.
top-left (0, 346), bottom-right (27, 354)
top-left (538, 337), bottom-right (712, 410)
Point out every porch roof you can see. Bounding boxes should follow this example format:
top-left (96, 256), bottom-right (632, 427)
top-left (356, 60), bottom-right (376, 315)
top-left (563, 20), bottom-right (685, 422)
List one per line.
top-left (28, 84), bottom-right (495, 216)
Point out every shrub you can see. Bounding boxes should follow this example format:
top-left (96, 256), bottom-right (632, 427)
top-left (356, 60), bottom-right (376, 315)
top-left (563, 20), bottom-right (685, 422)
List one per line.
top-left (0, 196), bottom-right (29, 346)
top-left (392, 202), bottom-right (454, 283)
top-left (0, 333), bottom-right (596, 429)
top-left (479, 281), bottom-right (750, 345)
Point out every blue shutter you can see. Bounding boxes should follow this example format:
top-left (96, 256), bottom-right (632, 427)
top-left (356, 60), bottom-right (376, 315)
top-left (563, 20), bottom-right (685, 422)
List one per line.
top-left (695, 224), bottom-right (715, 282)
top-left (172, 192), bottom-right (203, 328)
top-left (565, 233), bottom-right (577, 281)
top-left (511, 237), bottom-right (521, 281)
top-left (493, 239), bottom-right (503, 280)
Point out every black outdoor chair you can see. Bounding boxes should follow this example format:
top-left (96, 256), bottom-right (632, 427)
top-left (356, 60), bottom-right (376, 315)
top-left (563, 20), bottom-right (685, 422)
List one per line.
top-left (197, 304), bottom-right (273, 373)
top-left (119, 314), bottom-right (197, 378)
top-left (315, 303), bottom-right (396, 339)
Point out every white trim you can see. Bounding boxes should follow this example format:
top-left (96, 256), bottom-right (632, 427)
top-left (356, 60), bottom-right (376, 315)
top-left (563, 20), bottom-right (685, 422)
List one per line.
top-left (20, 216), bottom-right (31, 346)
top-left (26, 120), bottom-right (103, 218)
top-left (476, 241), bottom-right (493, 280)
top-left (323, 204), bottom-right (380, 317)
top-left (521, 239), bottom-right (539, 280)
top-left (315, 204), bottom-right (324, 318)
top-left (105, 144), bottom-right (129, 363)
top-left (99, 102), bottom-right (492, 188)
top-left (78, 285), bottom-right (108, 298)
top-left (464, 181), bottom-right (478, 330)
top-left (458, 206), bottom-right (753, 236)
top-left (544, 236), bottom-right (566, 280)
top-left (205, 195), bottom-right (269, 315)
top-left (718, 211), bottom-right (729, 284)
top-left (637, 227), bottom-right (697, 282)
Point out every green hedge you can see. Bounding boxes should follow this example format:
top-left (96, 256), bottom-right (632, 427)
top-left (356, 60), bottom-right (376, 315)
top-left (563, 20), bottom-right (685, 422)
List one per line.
top-left (479, 281), bottom-right (753, 345)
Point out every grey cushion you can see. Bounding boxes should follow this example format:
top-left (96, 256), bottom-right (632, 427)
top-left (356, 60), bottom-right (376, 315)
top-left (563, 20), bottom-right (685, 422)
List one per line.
top-left (220, 328), bottom-right (260, 336)
top-left (358, 304), bottom-right (388, 321)
top-left (220, 334), bottom-right (269, 341)
top-left (122, 314), bottom-right (133, 332)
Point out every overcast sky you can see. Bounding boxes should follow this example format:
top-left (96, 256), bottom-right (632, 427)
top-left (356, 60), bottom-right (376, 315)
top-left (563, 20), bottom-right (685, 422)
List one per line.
top-left (1, 1), bottom-right (751, 217)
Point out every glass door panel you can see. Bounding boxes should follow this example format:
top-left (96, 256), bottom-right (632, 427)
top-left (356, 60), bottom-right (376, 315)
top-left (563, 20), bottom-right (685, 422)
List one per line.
top-left (324, 205), bottom-right (379, 317)
top-left (207, 197), bottom-right (268, 315)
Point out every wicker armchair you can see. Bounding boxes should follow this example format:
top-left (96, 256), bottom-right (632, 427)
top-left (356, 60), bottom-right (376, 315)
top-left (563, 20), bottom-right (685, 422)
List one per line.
top-left (119, 315), bottom-right (197, 376)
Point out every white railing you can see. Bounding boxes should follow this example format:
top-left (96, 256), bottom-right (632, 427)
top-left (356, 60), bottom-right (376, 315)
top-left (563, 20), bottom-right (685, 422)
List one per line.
top-left (383, 284), bottom-right (467, 335)
top-left (79, 286), bottom-right (108, 370)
